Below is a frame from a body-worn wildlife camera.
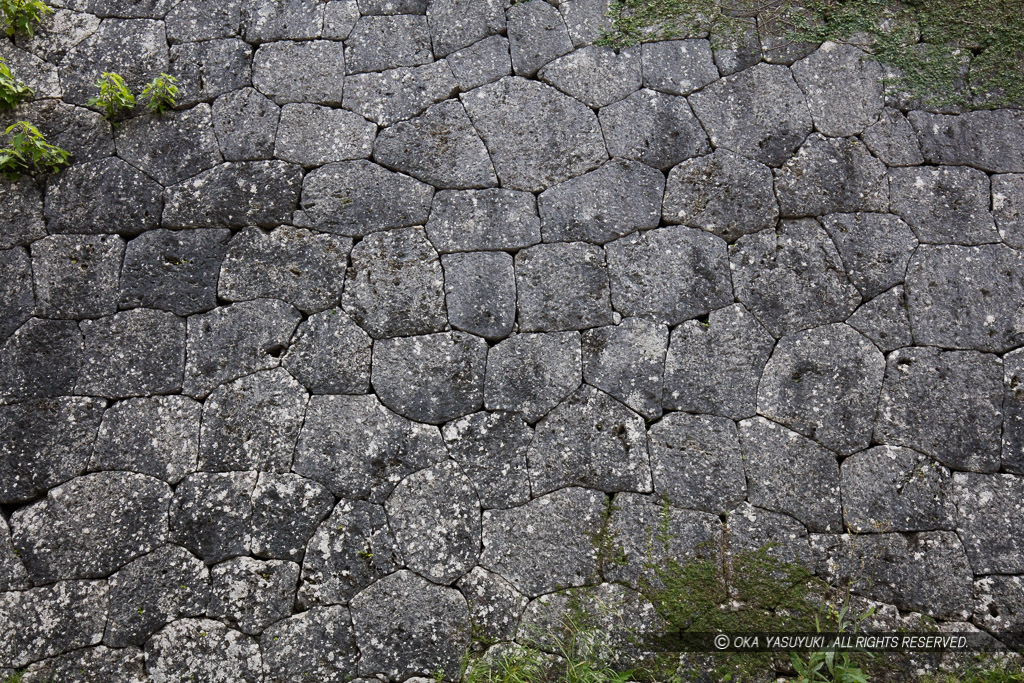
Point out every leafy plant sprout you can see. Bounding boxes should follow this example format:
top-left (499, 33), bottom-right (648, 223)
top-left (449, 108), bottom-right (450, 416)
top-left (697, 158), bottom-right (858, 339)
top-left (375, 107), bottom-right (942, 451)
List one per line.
top-left (88, 72), bottom-right (136, 121)
top-left (0, 56), bottom-right (33, 109)
top-left (141, 73), bottom-right (179, 114)
top-left (0, 120), bottom-right (71, 178)
top-left (0, 0), bottom-right (52, 37)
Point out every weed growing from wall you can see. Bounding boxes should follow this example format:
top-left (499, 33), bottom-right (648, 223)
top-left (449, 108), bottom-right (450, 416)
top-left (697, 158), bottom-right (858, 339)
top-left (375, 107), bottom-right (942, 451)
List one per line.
top-left (140, 73), bottom-right (179, 114)
top-left (0, 0), bottom-right (51, 37)
top-left (0, 56), bottom-right (33, 109)
top-left (0, 121), bottom-right (71, 178)
top-left (88, 72), bottom-right (136, 121)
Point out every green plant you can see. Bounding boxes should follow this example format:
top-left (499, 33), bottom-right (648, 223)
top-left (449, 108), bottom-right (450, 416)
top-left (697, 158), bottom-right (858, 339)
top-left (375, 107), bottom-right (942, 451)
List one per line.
top-left (921, 657), bottom-right (1024, 683)
top-left (0, 671), bottom-right (24, 683)
top-left (140, 73), bottom-right (179, 114)
top-left (0, 57), bottom-right (33, 109)
top-left (88, 72), bottom-right (135, 120)
top-left (0, 0), bottom-right (51, 37)
top-left (0, 120), bottom-right (71, 178)
top-left (790, 601), bottom-right (875, 683)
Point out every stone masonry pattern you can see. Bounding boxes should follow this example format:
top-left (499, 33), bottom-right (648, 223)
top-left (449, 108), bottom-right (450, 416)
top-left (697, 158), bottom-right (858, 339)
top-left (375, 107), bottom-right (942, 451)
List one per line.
top-left (2, 0), bottom-right (1024, 679)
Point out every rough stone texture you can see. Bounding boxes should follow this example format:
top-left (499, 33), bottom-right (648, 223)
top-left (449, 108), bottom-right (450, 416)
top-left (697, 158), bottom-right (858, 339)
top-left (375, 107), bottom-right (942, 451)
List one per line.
top-left (457, 566), bottom-right (526, 643)
top-left (212, 87), bottom-right (280, 161)
top-left (426, 188), bottom-right (540, 252)
top-left (170, 38), bottom-right (253, 106)
top-left (910, 110), bottom-right (1024, 174)
top-left (274, 103), bottom-right (376, 166)
top-left (145, 618), bottom-right (262, 683)
top-left (993, 173), bottom-right (1024, 248)
top-left (0, 179), bottom-right (45, 249)
top-left (861, 108), bottom-right (924, 167)
top-left (169, 471), bottom-right (256, 564)
top-left (21, 645), bottom-right (146, 683)
top-left (0, 318), bottom-right (83, 401)
top-left (889, 166), bottom-right (998, 245)
top-left (293, 394), bottom-right (447, 501)
top-left (582, 317), bottom-right (667, 419)
top-left (207, 557), bottom-right (299, 634)
top-left (954, 473), bottom-right (1024, 574)
top-left (538, 45), bottom-right (640, 109)
top-left (260, 606), bottom-right (359, 683)
top-left (819, 213), bottom-right (918, 300)
top-left (345, 15), bottom-right (433, 74)
top-left (91, 395), bottom-right (200, 484)
top-left (847, 286), bottom-right (913, 353)
top-left (183, 299), bottom-right (301, 398)
top-left (758, 323), bottom-right (885, 455)
top-left (163, 161), bottom-right (304, 229)
top-left (641, 39), bottom-right (718, 95)
top-left (282, 308), bottom-right (372, 394)
top-left (344, 61), bottom-right (457, 127)
top-left (506, 0), bottom-right (573, 77)
top-left (599, 88), bottom-right (711, 171)
top-left (249, 472), bottom-right (334, 561)
top-left (739, 417), bottom-right (843, 532)
top-left (241, 0), bottom-right (323, 42)
top-left (905, 244), bottom-right (1024, 353)
top-left (775, 135), bottom-right (888, 217)
top-left (219, 226), bottom-right (350, 313)
top-left (538, 160), bottom-right (663, 244)
top-left (442, 252), bottom-right (516, 339)
top-left (663, 149), bottom-right (778, 243)
top-left (253, 40), bottom-right (347, 104)
top-left (114, 104), bottom-right (222, 186)
top-left (350, 570), bottom-right (470, 680)
top-left (295, 160), bottom-right (433, 235)
top-left (445, 34), bottom-right (511, 91)
top-left (725, 502), bottom-right (811, 566)
top-left (481, 487), bottom-right (605, 597)
top-left (791, 42), bottom-right (884, 137)
top-left (874, 347), bottom-right (1003, 473)
top-left (515, 242), bottom-right (613, 332)
top-left (0, 580), bottom-right (108, 668)
top-left (44, 157), bottom-right (163, 237)
top-left (442, 410), bottom-right (533, 509)
top-left (427, 0), bottom-right (505, 57)
top-left (974, 576), bottom-right (1024, 649)
top-left (1003, 348), bottom-right (1024, 474)
top-left (372, 332), bottom-right (487, 424)
top-left (342, 226), bottom-right (447, 338)
top-left (60, 19), bottom-right (168, 106)
top-left (606, 226), bottom-right (732, 326)
top-left (11, 471), bottom-right (171, 583)
top-left (0, 516), bottom-right (29, 591)
top-left (30, 234), bottom-right (122, 320)
top-left (689, 63), bottom-right (813, 167)
top-left (731, 221), bottom-right (862, 338)
top-left (462, 77), bottom-right (607, 192)
top-left (529, 384), bottom-right (651, 495)
top-left (0, 248), bottom-right (34, 343)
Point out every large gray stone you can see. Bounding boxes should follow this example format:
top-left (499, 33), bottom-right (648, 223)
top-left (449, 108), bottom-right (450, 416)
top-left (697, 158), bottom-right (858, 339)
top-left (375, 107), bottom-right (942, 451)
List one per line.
top-left (791, 42), bottom-right (884, 137)
top-left (889, 166), bottom-right (998, 244)
top-left (169, 471), bottom-right (256, 564)
top-left (169, 38), bottom-right (252, 106)
top-left (2, 99), bottom-right (113, 163)
top-left (0, 318), bottom-right (82, 401)
top-left (874, 347), bottom-right (1003, 473)
top-left (506, 0), bottom-right (572, 77)
top-left (385, 461), bottom-right (481, 583)
top-left (11, 471), bottom-right (171, 583)
top-left (529, 384), bottom-right (651, 495)
top-left (738, 417), bottom-right (842, 532)
top-left (582, 317), bottom-right (667, 419)
top-left (165, 0), bottom-right (241, 42)
top-left (1003, 348), bottom-right (1024, 474)
top-left (649, 413), bottom-right (746, 515)
top-left (819, 213), bottom-right (918, 300)
top-left (861, 108), bottom-right (924, 166)
top-left (298, 499), bottom-right (402, 606)
top-left (0, 516), bottom-right (29, 591)
top-left (427, 0), bottom-right (505, 57)
top-left (730, 221), bottom-right (861, 338)
top-left (910, 110), bottom-right (1024, 173)
top-left (114, 104), bottom-right (222, 186)
top-left (295, 160), bottom-right (433, 235)
top-left (44, 157), bottom-right (163, 236)
top-left (16, 7), bottom-right (101, 63)
top-left (197, 368), bottom-right (307, 472)
top-left (442, 251), bottom-right (516, 339)
top-left (461, 77), bottom-right (607, 192)
top-left (905, 244), bottom-right (1024, 353)
top-left (0, 178), bottom-right (44, 248)
top-left (0, 247), bottom-right (35, 343)
top-left (207, 557), bottom-right (299, 634)
top-left (91, 395), bottom-right (200, 484)
top-left (689, 63), bottom-right (813, 167)
top-left (663, 149), bottom-right (778, 243)
top-left (659, 303), bottom-right (770, 417)
top-left (351, 570), bottom-right (471, 680)
top-left (538, 160), bottom-right (663, 244)
top-left (0, 397), bottom-right (104, 504)
top-left (484, 332), bottom-right (581, 423)
top-left (260, 606), bottom-right (359, 683)
top-left (775, 135), bottom-right (888, 217)
top-left (558, 0), bottom-right (612, 46)
top-left (282, 308), bottom-right (372, 394)
top-left (182, 299), bottom-right (301, 398)
top-left (274, 103), bottom-right (376, 166)
top-left (163, 161), bottom-right (303, 229)
top-left (758, 323), bottom-right (885, 455)
top-left (76, 309), bottom-right (185, 398)
top-left (342, 226), bottom-right (447, 338)
top-left (60, 19), bottom-right (168, 105)
top-left (480, 486), bottom-right (605, 597)
top-left (248, 472), bottom-right (334, 561)
top-left (641, 39), bottom-right (718, 95)
top-left (145, 618), bottom-right (261, 683)
top-left (606, 225), bottom-right (732, 326)
top-left (241, 0), bottom-right (323, 42)
top-left (211, 87), bottom-right (280, 161)
top-left (973, 576), bottom-right (1024, 650)
top-left (343, 60), bottom-right (457, 127)
top-left (293, 394), bottom-right (447, 501)
top-left (442, 410), bottom-right (532, 509)
top-left (31, 234), bottom-right (123, 320)
top-left (515, 242), bottom-right (614, 332)
top-left (456, 566), bottom-right (527, 643)
top-left (846, 286), bottom-right (913, 353)
top-left (345, 15), bottom-right (432, 74)
top-left (426, 188), bottom-right (540, 252)
top-left (218, 226), bottom-right (351, 313)
top-left (22, 645), bottom-right (145, 683)
top-left (725, 502), bottom-right (811, 566)
top-left (372, 331), bottom-right (486, 424)
top-left (599, 88), bottom-right (710, 171)
top-left (841, 446), bottom-right (955, 533)
top-left (373, 99), bottom-right (497, 189)
top-left (993, 173), bottom-right (1024, 248)
top-left (55, 0), bottom-right (173, 17)
top-left (0, 581), bottom-right (108, 668)
top-left (103, 545), bottom-right (209, 647)
top-left (445, 34), bottom-right (510, 90)
top-left (252, 40), bottom-right (346, 104)
top-left (538, 45), bottom-right (640, 109)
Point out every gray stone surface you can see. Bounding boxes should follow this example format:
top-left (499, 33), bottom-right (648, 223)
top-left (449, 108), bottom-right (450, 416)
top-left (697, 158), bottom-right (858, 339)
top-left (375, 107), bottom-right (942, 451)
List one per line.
top-left (212, 87), bottom-right (280, 161)
top-left (343, 61), bottom-right (457, 127)
top-left (427, 0), bottom-right (505, 58)
top-left (846, 286), bottom-right (913, 353)
top-left (954, 472), bottom-right (1024, 574)
top-left (165, 0), bottom-right (241, 42)
top-left (861, 108), bottom-right (924, 167)
top-left (114, 104), bottom-right (222, 186)
top-left (774, 134), bottom-right (888, 217)
top-left (442, 251), bottom-right (516, 339)
top-left (731, 220), bottom-right (862, 338)
top-left (442, 410), bottom-right (533, 509)
top-left (0, 318), bottom-right (83, 401)
top-left (295, 160), bottom-right (433, 235)
top-left (0, 516), bottom-right (29, 591)
top-left (538, 160), bottom-right (663, 244)
top-left (197, 368), bottom-right (307, 472)
top-left (725, 502), bottom-right (811, 566)
top-left (0, 580), bottom-right (108, 668)
top-left (372, 331), bottom-right (487, 424)
top-left (11, 471), bottom-right (171, 582)
top-left (207, 556), bottom-right (299, 634)
top-left (515, 242), bottom-right (613, 332)
top-left (994, 173), bottom-right (1024, 248)
top-left (649, 412), bottom-right (746, 515)
top-left (241, 0), bottom-right (323, 42)
top-left (4, 99), bottom-right (114, 163)
top-left (1003, 348), bottom-right (1024, 474)
top-left (910, 110), bottom-right (1024, 173)
top-left (457, 566), bottom-right (526, 643)
top-left (249, 472), bottom-right (334, 560)
top-left (606, 225), bottom-right (732, 326)
top-left (219, 226), bottom-right (351, 313)
top-left (22, 645), bottom-right (146, 683)
top-left (641, 39), bottom-right (718, 95)
top-left (145, 618), bottom-right (262, 683)
top-left (582, 317), bottom-right (667, 419)
top-left (599, 88), bottom-right (710, 171)
top-left (60, 18), bottom-right (168, 106)
top-left (44, 157), bottom-right (163, 236)
top-left (538, 45), bottom-right (640, 109)
top-left (260, 605), bottom-right (359, 683)
top-left (874, 347), bottom-right (1003, 473)
top-left (462, 77), bottom-right (607, 192)
top-left (163, 161), bottom-right (304, 229)
top-left (342, 226), bottom-right (447, 338)
top-left (253, 40), bottom-right (347, 104)
top-left (758, 323), bottom-right (885, 455)
top-left (373, 99), bottom-right (497, 189)
top-left (663, 149), bottom-right (778, 243)
top-left (480, 486), bottom-right (605, 597)
top-left (662, 304), bottom-right (773, 418)
top-left (91, 395), bottom-right (200, 484)
top-left (183, 299), bottom-right (301, 398)
top-left (169, 471), bottom-right (256, 564)
top-left (559, 0), bottom-right (612, 46)
top-left (445, 34), bottom-right (510, 90)
top-left (0, 179), bottom-right (45, 249)
top-left (169, 38), bottom-right (252, 106)
top-left (791, 42), bottom-right (884, 137)
top-left (31, 234), bottom-right (123, 320)
top-left (282, 308), bottom-right (372, 394)
top-left (293, 394), bottom-right (447, 501)
top-left (426, 188), bottom-right (540, 252)
top-left (818, 213), bottom-right (917, 300)
top-left (0, 247), bottom-right (34, 343)
top-left (889, 166), bottom-right (998, 245)
top-left (528, 384), bottom-right (651, 495)
top-left (974, 575), bottom-right (1024, 650)
top-left (346, 15), bottom-right (433, 74)
top-left (274, 103), bottom-right (376, 166)
top-left (689, 63), bottom-right (813, 167)
top-left (507, 0), bottom-right (573, 77)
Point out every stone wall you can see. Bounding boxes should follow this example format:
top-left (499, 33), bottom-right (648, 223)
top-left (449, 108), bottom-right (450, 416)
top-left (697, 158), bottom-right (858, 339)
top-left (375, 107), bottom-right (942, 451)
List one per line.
top-left (1, 0), bottom-right (1024, 680)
